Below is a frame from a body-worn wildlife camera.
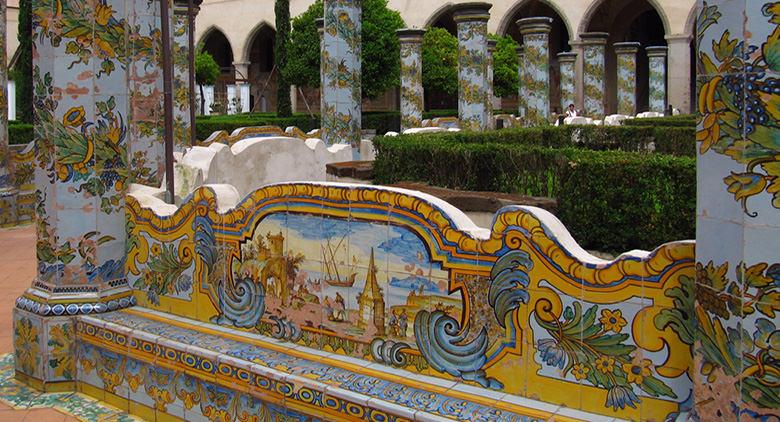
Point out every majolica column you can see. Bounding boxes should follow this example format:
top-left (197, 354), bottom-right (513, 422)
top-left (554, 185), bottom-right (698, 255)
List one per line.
top-left (0, 0), bottom-right (17, 227)
top-left (647, 46), bottom-right (668, 112)
top-left (516, 46), bottom-right (525, 119)
top-left (613, 42), bottom-right (640, 115)
top-left (557, 52), bottom-right (577, 114)
top-left (580, 32), bottom-right (608, 117)
top-left (398, 29), bottom-right (425, 132)
top-left (517, 17), bottom-right (553, 125)
top-left (172, 0), bottom-right (195, 148)
top-left (694, 2), bottom-right (780, 419)
top-left (14, 0), bottom-right (140, 388)
top-left (321, 0), bottom-right (362, 151)
top-left (316, 18), bottom-right (325, 116)
top-left (452, 2), bottom-right (492, 131)
top-left (486, 39), bottom-right (496, 129)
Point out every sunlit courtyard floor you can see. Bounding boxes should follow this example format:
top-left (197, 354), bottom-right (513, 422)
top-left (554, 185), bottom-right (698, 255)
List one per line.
top-left (0, 225), bottom-right (140, 421)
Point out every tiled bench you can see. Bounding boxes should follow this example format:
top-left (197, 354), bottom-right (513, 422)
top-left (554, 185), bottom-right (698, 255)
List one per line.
top-left (75, 307), bottom-right (620, 422)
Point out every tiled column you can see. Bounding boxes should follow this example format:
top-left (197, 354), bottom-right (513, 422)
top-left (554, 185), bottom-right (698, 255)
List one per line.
top-left (397, 29), bottom-right (425, 132)
top-left (321, 0), bottom-right (361, 150)
top-left (647, 46), bottom-right (668, 113)
top-left (452, 2), bottom-right (492, 132)
top-left (0, 0), bottom-right (17, 226)
top-left (557, 52), bottom-right (577, 114)
top-left (486, 39), bottom-right (496, 129)
top-left (580, 32), bottom-right (608, 117)
top-left (613, 42), bottom-right (640, 116)
top-left (14, 0), bottom-right (142, 389)
top-left (316, 18), bottom-right (325, 115)
top-left (172, 0), bottom-right (195, 148)
top-left (694, 2), bottom-right (779, 420)
top-left (517, 17), bottom-right (552, 125)
top-left (516, 46), bottom-right (525, 119)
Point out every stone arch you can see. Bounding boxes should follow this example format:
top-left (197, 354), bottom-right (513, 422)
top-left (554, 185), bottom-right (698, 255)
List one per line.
top-left (497, 0), bottom-right (573, 43)
top-left (424, 2), bottom-right (457, 35)
top-left (578, 0), bottom-right (670, 37)
top-left (197, 25), bottom-right (234, 70)
top-left (241, 21), bottom-right (275, 64)
top-left (241, 21), bottom-right (278, 113)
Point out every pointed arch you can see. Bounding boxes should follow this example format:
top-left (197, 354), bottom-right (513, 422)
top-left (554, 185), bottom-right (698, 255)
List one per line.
top-left (424, 2), bottom-right (456, 34)
top-left (197, 25), bottom-right (234, 70)
top-left (497, 0), bottom-right (573, 42)
top-left (241, 21), bottom-right (276, 63)
top-left (579, 0), bottom-right (670, 37)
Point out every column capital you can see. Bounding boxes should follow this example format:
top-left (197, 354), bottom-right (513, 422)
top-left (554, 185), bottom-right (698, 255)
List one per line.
top-left (613, 42), bottom-right (641, 54)
top-left (452, 2), bottom-right (492, 23)
top-left (557, 51), bottom-right (577, 62)
top-left (646, 46), bottom-right (669, 57)
top-left (517, 17), bottom-right (553, 35)
top-left (580, 32), bottom-right (609, 45)
top-left (665, 33), bottom-right (693, 43)
top-left (396, 28), bottom-right (426, 43)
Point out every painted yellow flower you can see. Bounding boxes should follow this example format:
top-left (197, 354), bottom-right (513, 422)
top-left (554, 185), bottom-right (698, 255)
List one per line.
top-left (594, 356), bottom-right (615, 374)
top-left (48, 324), bottom-right (74, 379)
top-left (622, 358), bottom-right (653, 384)
top-left (14, 318), bottom-right (40, 376)
top-left (107, 123), bottom-right (122, 145)
top-left (63, 106), bottom-right (86, 127)
top-left (725, 172), bottom-right (768, 201)
top-left (600, 309), bottom-right (627, 333)
top-left (571, 363), bottom-right (590, 380)
top-left (151, 244), bottom-right (162, 256)
top-left (697, 76), bottom-right (727, 153)
top-left (95, 3), bottom-right (113, 26)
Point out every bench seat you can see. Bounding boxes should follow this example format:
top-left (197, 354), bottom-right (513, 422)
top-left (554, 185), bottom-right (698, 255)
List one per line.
top-left (75, 307), bottom-right (620, 422)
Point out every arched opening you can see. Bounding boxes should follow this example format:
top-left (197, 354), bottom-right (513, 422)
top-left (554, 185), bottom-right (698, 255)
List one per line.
top-left (500, 0), bottom-right (571, 114)
top-left (583, 0), bottom-right (667, 114)
top-left (246, 24), bottom-right (276, 113)
top-left (199, 28), bottom-right (235, 111)
top-left (426, 5), bottom-right (458, 111)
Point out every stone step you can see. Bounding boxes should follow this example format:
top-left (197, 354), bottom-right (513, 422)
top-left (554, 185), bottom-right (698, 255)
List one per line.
top-left (76, 307), bottom-right (621, 422)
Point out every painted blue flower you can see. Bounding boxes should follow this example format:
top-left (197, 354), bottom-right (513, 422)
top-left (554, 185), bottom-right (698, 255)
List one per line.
top-left (537, 338), bottom-right (566, 369)
top-left (606, 385), bottom-right (640, 410)
top-left (753, 318), bottom-right (779, 360)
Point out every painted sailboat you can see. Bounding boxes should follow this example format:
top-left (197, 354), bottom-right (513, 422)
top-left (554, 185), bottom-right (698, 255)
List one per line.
top-left (321, 236), bottom-right (357, 287)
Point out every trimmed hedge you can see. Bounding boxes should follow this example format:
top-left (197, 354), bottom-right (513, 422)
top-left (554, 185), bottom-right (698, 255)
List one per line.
top-left (372, 135), bottom-right (695, 252)
top-left (621, 115), bottom-right (696, 127)
top-left (9, 122), bottom-right (34, 145)
top-left (387, 125), bottom-right (695, 157)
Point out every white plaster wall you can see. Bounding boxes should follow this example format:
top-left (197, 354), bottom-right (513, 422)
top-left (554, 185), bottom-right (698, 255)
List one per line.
top-left (174, 136), bottom-right (352, 198)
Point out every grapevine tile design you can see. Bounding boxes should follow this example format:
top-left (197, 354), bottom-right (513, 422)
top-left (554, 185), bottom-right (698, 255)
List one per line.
top-left (517, 17), bottom-right (553, 125)
top-left (614, 42), bottom-right (640, 116)
top-left (557, 52), bottom-right (577, 114)
top-left (581, 32), bottom-right (608, 118)
top-left (647, 46), bottom-right (668, 113)
top-left (398, 30), bottom-right (425, 132)
top-left (322, 0), bottom-right (362, 151)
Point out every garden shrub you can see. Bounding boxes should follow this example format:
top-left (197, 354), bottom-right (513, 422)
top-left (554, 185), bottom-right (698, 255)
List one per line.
top-left (9, 122), bottom-right (34, 145)
top-left (372, 135), bottom-right (695, 252)
top-left (621, 115), bottom-right (696, 127)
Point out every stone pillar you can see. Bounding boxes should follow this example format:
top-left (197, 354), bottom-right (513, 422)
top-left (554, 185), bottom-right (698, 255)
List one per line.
top-left (694, 2), bottom-right (780, 420)
top-left (557, 52), bottom-right (577, 114)
top-left (452, 2), bottom-right (492, 132)
top-left (580, 32), bottom-right (608, 117)
top-left (397, 29), bottom-right (425, 132)
top-left (321, 0), bottom-right (361, 151)
top-left (486, 39), bottom-right (496, 129)
top-left (173, 0), bottom-right (196, 148)
top-left (233, 61), bottom-right (250, 112)
top-left (666, 35), bottom-right (692, 114)
top-left (613, 42), bottom-right (640, 116)
top-left (516, 46), bottom-right (525, 119)
top-left (0, 0), bottom-right (17, 227)
top-left (517, 17), bottom-right (552, 125)
top-left (647, 46), bottom-right (668, 113)
top-left (14, 0), bottom-right (140, 389)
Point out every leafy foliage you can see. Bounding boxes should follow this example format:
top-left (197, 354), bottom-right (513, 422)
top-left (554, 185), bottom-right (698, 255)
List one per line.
top-left (13, 0), bottom-right (34, 123)
top-left (275, 0), bottom-right (292, 117)
top-left (490, 34), bottom-right (519, 98)
top-left (195, 51), bottom-right (220, 115)
top-left (421, 27), bottom-right (458, 96)
top-left (284, 0), bottom-right (404, 99)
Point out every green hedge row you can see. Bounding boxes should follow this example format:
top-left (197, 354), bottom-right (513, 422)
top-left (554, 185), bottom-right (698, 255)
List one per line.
top-left (372, 136), bottom-right (695, 252)
top-left (9, 122), bottom-right (34, 145)
top-left (621, 115), bottom-right (696, 127)
top-left (388, 125), bottom-right (695, 157)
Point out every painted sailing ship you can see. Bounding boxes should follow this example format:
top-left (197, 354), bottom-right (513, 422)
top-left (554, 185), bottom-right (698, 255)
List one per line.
top-left (321, 236), bottom-right (357, 287)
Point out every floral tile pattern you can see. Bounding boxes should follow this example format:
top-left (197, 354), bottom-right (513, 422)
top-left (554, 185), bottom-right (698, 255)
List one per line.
top-left (647, 46), bottom-right (668, 113)
top-left (399, 31), bottom-right (425, 132)
top-left (582, 33), bottom-right (608, 118)
top-left (614, 42), bottom-right (639, 116)
top-left (557, 52), bottom-right (576, 113)
top-left (454, 6), bottom-right (491, 132)
top-left (694, 2), bottom-right (780, 420)
top-left (518, 18), bottom-right (552, 126)
top-left (322, 0), bottom-right (362, 152)
top-left (0, 1), bottom-right (17, 227)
